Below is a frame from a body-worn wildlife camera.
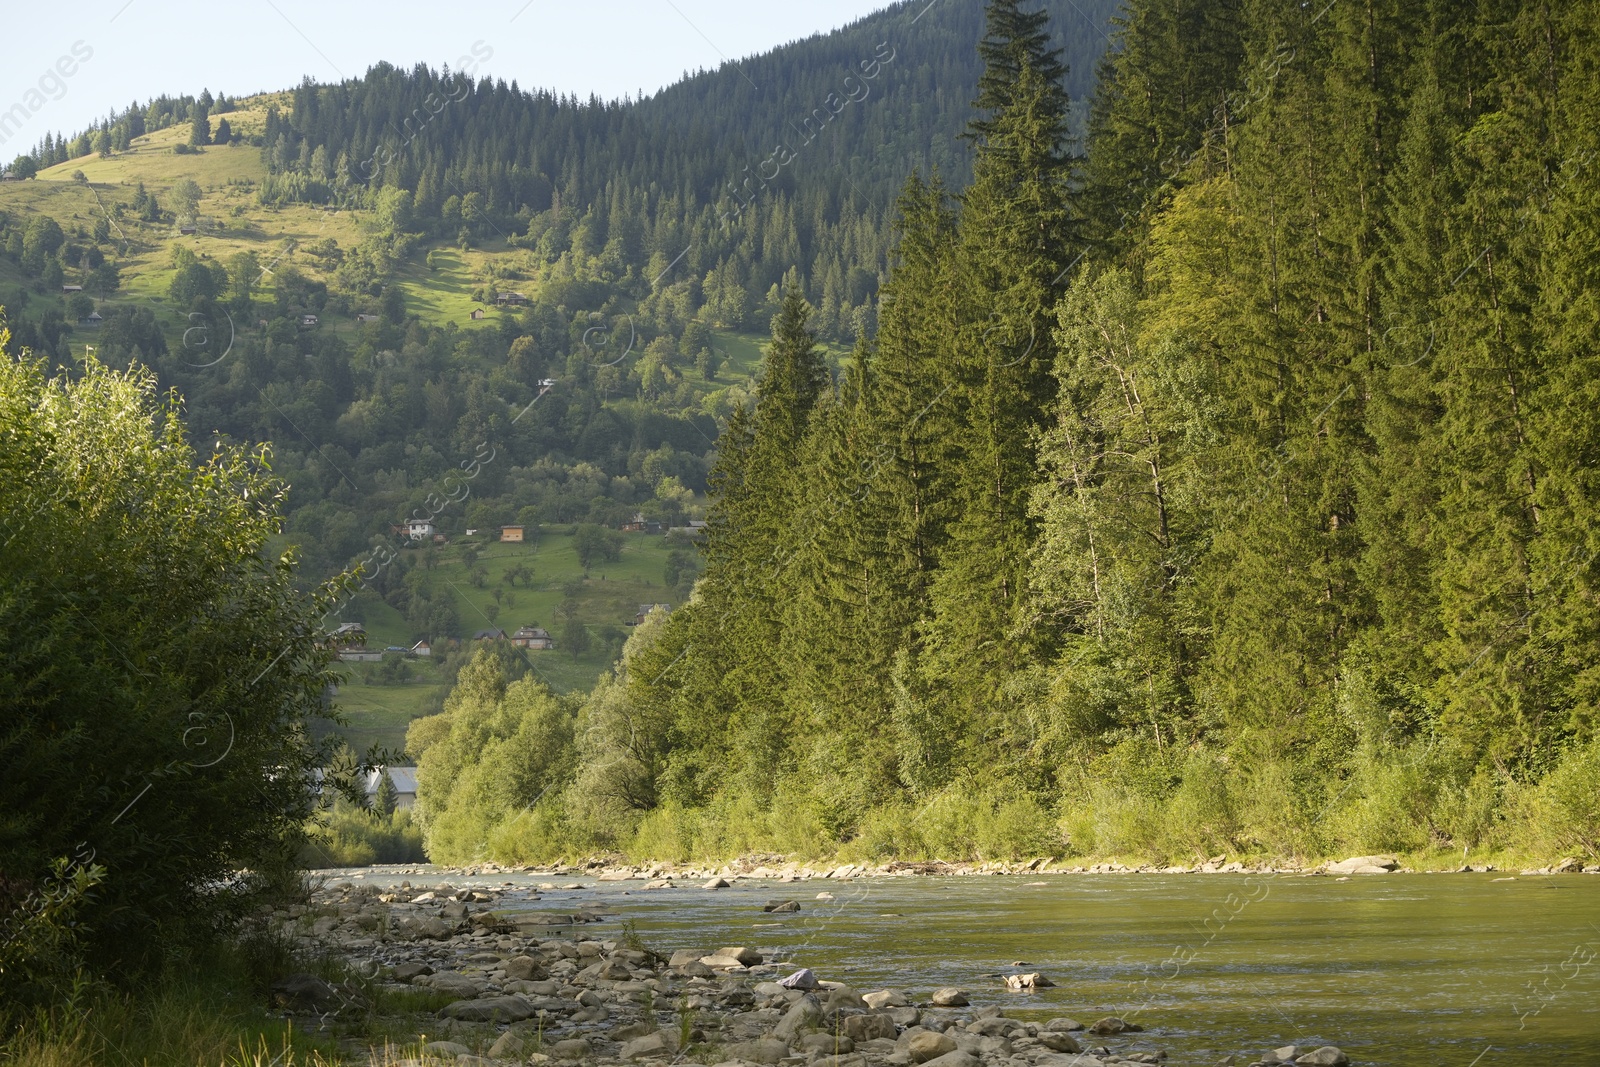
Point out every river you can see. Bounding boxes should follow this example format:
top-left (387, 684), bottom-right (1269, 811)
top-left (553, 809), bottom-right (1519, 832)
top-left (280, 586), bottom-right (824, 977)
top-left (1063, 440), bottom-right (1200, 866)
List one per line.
top-left (333, 869), bottom-right (1600, 1063)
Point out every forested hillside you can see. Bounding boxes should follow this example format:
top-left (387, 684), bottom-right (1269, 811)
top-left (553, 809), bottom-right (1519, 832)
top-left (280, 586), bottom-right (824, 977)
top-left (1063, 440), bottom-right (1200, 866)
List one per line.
top-left (0, 0), bottom-right (1117, 663)
top-left (408, 0), bottom-right (1600, 866)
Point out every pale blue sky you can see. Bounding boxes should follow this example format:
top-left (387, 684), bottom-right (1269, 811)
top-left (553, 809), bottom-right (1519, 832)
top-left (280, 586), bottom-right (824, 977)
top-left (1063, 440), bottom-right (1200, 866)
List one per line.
top-left (0, 0), bottom-right (895, 155)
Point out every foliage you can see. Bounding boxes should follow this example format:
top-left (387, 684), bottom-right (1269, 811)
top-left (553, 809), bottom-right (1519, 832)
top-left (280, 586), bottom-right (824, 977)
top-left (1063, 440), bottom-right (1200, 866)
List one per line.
top-left (0, 328), bottom-right (346, 985)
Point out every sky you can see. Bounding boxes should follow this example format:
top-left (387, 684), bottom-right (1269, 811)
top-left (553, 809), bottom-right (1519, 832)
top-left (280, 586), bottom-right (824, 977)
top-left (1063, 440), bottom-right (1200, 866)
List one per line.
top-left (0, 0), bottom-right (898, 156)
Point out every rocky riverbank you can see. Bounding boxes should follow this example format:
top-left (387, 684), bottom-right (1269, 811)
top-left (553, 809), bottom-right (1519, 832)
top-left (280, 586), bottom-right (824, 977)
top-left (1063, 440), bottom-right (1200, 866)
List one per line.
top-left (332, 848), bottom-right (1600, 884)
top-left (268, 878), bottom-right (1359, 1067)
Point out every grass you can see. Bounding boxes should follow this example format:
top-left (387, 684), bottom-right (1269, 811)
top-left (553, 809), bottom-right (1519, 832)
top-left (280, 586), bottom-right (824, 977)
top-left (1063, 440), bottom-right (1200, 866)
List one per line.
top-left (323, 528), bottom-right (688, 754)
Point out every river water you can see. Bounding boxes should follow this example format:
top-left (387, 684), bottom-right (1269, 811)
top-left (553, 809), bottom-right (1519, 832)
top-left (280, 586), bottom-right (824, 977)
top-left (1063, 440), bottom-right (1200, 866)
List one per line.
top-left (334, 869), bottom-right (1600, 1064)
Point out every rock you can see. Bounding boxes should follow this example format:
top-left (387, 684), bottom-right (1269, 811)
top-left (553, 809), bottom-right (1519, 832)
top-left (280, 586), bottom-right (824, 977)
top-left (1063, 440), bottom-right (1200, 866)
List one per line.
top-left (930, 988), bottom-right (969, 1007)
top-left (668, 949), bottom-right (705, 968)
top-left (887, 1006), bottom-right (922, 1028)
top-left (763, 899), bottom-right (802, 913)
top-left (700, 954), bottom-right (747, 969)
top-left (681, 961), bottom-right (715, 978)
top-left (966, 1017), bottom-right (1022, 1038)
top-left (905, 1031), bottom-right (958, 1063)
top-left (505, 955), bottom-right (546, 981)
top-left (718, 945), bottom-right (764, 966)
top-left (1326, 854), bottom-right (1399, 874)
top-left (779, 967), bottom-right (820, 990)
top-left (725, 1038), bottom-right (791, 1064)
top-left (825, 986), bottom-right (868, 1012)
top-left (843, 1014), bottom-right (898, 1042)
top-left (422, 1040), bottom-right (473, 1058)
top-left (439, 995), bottom-right (535, 1022)
top-left (1552, 857), bottom-right (1581, 873)
top-left (1002, 973), bottom-right (1054, 991)
top-left (1087, 1017), bottom-right (1140, 1035)
top-left (596, 958), bottom-right (634, 980)
top-left (919, 1051), bottom-right (979, 1067)
top-left (611, 1021), bottom-right (656, 1041)
top-left (1037, 1033), bottom-right (1083, 1053)
top-left (551, 1038), bottom-right (593, 1058)
top-left (393, 962), bottom-right (433, 982)
top-left (1294, 1048), bottom-right (1349, 1066)
top-left (1033, 1056), bottom-right (1106, 1067)
top-left (641, 879), bottom-right (674, 890)
top-left (1042, 1018), bottom-right (1084, 1032)
top-left (422, 973), bottom-right (487, 998)
top-left (488, 1031), bottom-right (526, 1059)
top-left (620, 1033), bottom-right (672, 1060)
top-left (863, 989), bottom-right (909, 1010)
top-left (773, 993), bottom-right (823, 1041)
top-left (269, 973), bottom-right (341, 1012)
top-left (704, 877), bottom-right (731, 889)
top-left (802, 1033), bottom-right (856, 1055)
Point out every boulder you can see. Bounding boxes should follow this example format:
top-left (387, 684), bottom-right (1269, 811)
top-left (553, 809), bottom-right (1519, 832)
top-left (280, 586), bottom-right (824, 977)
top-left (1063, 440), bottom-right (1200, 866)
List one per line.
top-left (596, 958), bottom-right (634, 980)
top-left (1037, 1033), bottom-right (1083, 1053)
top-left (620, 1033), bottom-right (671, 1060)
top-left (919, 1051), bottom-right (979, 1067)
top-left (422, 973), bottom-right (487, 998)
top-left (505, 955), bottom-right (545, 981)
top-left (1262, 1049), bottom-right (1300, 1064)
top-left (825, 986), bottom-right (868, 1013)
top-left (763, 900), bottom-right (802, 913)
top-left (1327, 854), bottom-right (1399, 874)
top-left (905, 1031), bottom-right (958, 1063)
top-left (611, 1021), bottom-right (656, 1041)
top-left (550, 1038), bottom-right (593, 1058)
top-left (966, 1017), bottom-right (1022, 1038)
top-left (1295, 1048), bottom-right (1349, 1066)
top-left (1087, 1017), bottom-right (1140, 1034)
top-left (773, 993), bottom-right (823, 1041)
top-left (1002, 973), bottom-right (1054, 990)
top-left (668, 949), bottom-right (705, 968)
top-left (439, 995), bottom-right (535, 1022)
top-left (863, 989), bottom-right (909, 1010)
top-left (887, 1006), bottom-right (922, 1028)
top-left (719, 946), bottom-right (764, 966)
top-left (704, 877), bottom-right (732, 889)
top-left (1042, 1018), bottom-right (1084, 1032)
top-left (269, 973), bottom-right (341, 1012)
top-left (779, 967), bottom-right (820, 990)
top-left (930, 988), bottom-right (969, 1007)
top-left (392, 962), bottom-right (433, 982)
top-left (801, 1033), bottom-right (856, 1055)
top-left (724, 1039), bottom-right (791, 1064)
top-left (488, 1031), bottom-right (526, 1059)
top-left (700, 954), bottom-right (747, 969)
top-left (843, 1014), bottom-right (897, 1042)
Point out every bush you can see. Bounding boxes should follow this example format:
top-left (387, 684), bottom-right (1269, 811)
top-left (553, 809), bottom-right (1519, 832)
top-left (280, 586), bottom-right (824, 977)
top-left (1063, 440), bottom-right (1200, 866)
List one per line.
top-left (300, 801), bottom-right (426, 867)
top-left (0, 337), bottom-right (342, 989)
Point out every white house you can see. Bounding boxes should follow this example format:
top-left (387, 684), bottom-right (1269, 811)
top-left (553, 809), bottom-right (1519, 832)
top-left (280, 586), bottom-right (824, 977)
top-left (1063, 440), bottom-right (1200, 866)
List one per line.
top-left (361, 765), bottom-right (419, 809)
top-left (405, 519), bottom-right (435, 540)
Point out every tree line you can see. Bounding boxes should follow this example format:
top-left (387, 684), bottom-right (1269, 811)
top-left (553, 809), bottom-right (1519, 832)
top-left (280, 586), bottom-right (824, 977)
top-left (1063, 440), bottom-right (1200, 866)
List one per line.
top-left (413, 0), bottom-right (1600, 865)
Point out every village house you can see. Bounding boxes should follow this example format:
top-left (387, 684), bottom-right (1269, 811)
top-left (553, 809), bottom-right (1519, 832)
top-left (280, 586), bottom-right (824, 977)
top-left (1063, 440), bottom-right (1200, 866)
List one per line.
top-left (61, 284), bottom-right (83, 293)
top-left (361, 766), bottom-right (418, 809)
top-left (324, 621), bottom-right (367, 647)
top-left (470, 308), bottom-right (487, 320)
top-left (472, 628), bottom-right (508, 642)
top-left (632, 603), bottom-right (671, 626)
top-left (405, 518), bottom-right (435, 540)
top-left (409, 639), bottom-right (432, 658)
top-left (355, 313), bottom-right (380, 324)
top-left (495, 291), bottom-right (528, 305)
top-left (510, 625), bottom-right (554, 650)
top-left (622, 512), bottom-right (661, 534)
top-left (500, 525), bottom-right (524, 543)
top-left (299, 314), bottom-right (319, 327)
top-left (666, 520), bottom-right (709, 540)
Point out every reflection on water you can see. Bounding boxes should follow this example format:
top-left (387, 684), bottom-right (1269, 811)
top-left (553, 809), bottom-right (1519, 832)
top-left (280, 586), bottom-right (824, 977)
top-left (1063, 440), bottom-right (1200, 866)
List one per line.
top-left (332, 869), bottom-right (1600, 1064)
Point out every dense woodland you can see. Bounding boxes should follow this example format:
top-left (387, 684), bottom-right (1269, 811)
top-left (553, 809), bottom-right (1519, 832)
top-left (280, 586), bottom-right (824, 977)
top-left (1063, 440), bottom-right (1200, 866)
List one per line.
top-left (408, 0), bottom-right (1600, 865)
top-left (0, 0), bottom-right (1116, 602)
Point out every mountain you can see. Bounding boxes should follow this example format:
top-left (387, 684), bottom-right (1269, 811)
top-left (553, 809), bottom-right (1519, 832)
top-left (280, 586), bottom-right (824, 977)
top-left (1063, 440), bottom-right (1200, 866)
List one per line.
top-left (0, 0), bottom-right (1120, 711)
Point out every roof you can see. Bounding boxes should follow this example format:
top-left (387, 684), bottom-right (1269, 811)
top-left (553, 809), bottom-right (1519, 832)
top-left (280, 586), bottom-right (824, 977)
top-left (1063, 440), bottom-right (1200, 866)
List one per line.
top-left (513, 626), bottom-right (551, 639)
top-left (472, 628), bottom-right (507, 640)
top-left (362, 766), bottom-right (418, 795)
top-left (330, 622), bottom-right (366, 634)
